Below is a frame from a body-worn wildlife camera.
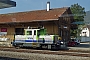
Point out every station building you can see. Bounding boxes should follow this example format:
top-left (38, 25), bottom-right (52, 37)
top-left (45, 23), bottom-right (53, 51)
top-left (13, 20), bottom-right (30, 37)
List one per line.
top-left (0, 2), bottom-right (75, 47)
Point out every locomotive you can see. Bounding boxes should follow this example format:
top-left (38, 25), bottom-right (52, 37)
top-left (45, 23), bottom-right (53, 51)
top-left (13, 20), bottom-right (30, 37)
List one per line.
top-left (12, 27), bottom-right (63, 50)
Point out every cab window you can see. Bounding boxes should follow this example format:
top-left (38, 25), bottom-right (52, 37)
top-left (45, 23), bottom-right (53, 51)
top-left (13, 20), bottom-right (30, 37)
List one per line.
top-left (27, 31), bottom-right (32, 35)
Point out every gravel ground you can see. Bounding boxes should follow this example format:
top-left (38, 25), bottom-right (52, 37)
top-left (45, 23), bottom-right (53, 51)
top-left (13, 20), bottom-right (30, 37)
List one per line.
top-left (0, 51), bottom-right (89, 60)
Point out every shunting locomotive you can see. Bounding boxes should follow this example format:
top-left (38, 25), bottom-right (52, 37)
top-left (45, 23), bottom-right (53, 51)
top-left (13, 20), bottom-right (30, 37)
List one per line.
top-left (12, 27), bottom-right (64, 50)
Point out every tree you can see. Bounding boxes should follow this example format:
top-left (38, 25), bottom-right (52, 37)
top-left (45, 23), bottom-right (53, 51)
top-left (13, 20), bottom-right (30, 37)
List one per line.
top-left (70, 3), bottom-right (86, 21)
top-left (70, 3), bottom-right (86, 38)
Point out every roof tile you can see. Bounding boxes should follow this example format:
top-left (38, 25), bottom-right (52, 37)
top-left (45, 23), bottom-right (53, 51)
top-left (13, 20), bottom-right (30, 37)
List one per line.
top-left (0, 7), bottom-right (68, 23)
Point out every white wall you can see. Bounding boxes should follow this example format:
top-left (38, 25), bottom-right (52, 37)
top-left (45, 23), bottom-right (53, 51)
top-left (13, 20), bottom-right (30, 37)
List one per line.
top-left (80, 27), bottom-right (90, 42)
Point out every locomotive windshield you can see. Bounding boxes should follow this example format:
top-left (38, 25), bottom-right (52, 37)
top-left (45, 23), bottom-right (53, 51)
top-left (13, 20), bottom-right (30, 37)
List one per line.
top-left (27, 31), bottom-right (32, 35)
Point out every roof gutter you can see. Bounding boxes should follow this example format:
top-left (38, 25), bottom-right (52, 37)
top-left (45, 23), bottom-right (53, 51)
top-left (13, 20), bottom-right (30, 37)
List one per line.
top-left (0, 19), bottom-right (58, 24)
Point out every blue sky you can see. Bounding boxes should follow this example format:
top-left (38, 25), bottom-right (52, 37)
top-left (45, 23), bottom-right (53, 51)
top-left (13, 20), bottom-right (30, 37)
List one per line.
top-left (0, 0), bottom-right (90, 14)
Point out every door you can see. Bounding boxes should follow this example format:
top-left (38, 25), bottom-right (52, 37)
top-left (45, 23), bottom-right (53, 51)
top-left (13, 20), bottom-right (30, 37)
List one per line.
top-left (25, 30), bottom-right (37, 43)
top-left (32, 30), bottom-right (37, 42)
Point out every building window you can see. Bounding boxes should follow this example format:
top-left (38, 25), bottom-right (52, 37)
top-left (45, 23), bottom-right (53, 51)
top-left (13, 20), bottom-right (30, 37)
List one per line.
top-left (83, 32), bottom-right (86, 33)
top-left (15, 28), bottom-right (24, 35)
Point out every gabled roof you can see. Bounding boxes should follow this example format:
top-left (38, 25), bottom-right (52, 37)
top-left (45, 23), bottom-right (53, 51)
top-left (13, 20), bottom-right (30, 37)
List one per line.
top-left (0, 7), bottom-right (69, 23)
top-left (87, 25), bottom-right (90, 30)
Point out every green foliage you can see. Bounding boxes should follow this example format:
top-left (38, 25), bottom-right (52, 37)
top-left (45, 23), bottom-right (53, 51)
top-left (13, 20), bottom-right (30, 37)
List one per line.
top-left (70, 29), bottom-right (77, 37)
top-left (70, 3), bottom-right (86, 37)
top-left (70, 3), bottom-right (86, 21)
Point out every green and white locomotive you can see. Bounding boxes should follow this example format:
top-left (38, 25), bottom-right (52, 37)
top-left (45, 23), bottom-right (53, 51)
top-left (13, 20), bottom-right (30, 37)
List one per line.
top-left (12, 27), bottom-right (62, 50)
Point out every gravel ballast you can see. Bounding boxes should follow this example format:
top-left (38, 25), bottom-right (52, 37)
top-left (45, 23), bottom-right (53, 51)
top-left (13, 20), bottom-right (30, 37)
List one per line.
top-left (0, 51), bottom-right (89, 60)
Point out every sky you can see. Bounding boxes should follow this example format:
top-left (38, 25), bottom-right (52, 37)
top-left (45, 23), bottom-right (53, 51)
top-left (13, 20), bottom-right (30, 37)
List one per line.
top-left (0, 0), bottom-right (90, 14)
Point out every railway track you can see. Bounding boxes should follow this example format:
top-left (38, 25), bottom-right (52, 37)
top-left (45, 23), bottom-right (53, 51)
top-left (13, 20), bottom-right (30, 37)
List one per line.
top-left (0, 47), bottom-right (90, 57)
